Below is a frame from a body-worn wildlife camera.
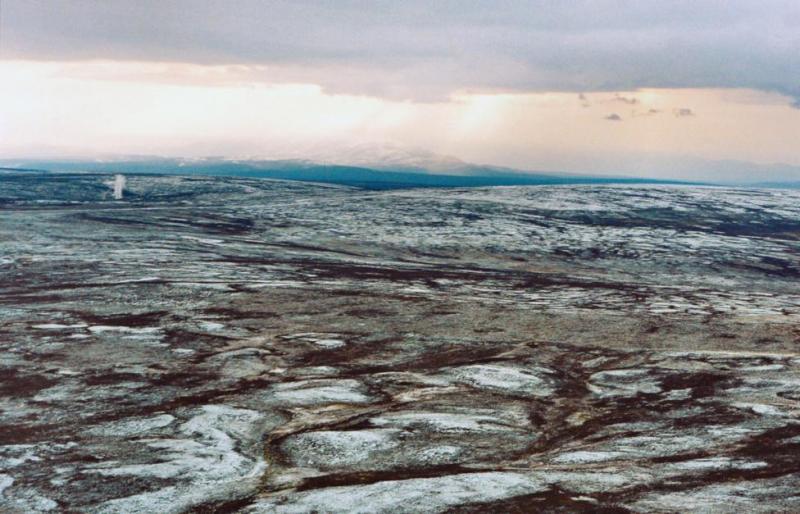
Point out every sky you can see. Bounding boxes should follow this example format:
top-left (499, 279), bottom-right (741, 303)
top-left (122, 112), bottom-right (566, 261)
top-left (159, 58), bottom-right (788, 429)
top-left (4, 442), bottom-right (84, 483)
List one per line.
top-left (1, 0), bottom-right (800, 180)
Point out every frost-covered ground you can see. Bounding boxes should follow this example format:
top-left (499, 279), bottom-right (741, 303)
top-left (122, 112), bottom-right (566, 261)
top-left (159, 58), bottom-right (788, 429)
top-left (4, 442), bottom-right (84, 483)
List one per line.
top-left (1, 172), bottom-right (800, 512)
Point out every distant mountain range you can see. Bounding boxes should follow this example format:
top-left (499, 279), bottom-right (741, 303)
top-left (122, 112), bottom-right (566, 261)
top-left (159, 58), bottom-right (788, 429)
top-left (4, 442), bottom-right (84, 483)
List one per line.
top-left (4, 144), bottom-right (800, 189)
top-left (0, 156), bottom-right (701, 190)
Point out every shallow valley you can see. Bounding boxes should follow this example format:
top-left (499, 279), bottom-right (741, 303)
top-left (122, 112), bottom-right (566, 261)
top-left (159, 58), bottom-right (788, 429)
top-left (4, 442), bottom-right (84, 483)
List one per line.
top-left (1, 172), bottom-right (800, 512)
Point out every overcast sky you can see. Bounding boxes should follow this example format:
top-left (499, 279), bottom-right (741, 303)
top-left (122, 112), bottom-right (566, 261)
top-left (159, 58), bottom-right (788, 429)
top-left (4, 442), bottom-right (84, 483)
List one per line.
top-left (2, 1), bottom-right (800, 179)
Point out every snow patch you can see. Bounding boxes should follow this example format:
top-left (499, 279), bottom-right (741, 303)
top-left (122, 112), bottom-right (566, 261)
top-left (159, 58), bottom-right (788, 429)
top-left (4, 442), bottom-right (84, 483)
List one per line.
top-left (244, 472), bottom-right (548, 513)
top-left (444, 364), bottom-right (555, 397)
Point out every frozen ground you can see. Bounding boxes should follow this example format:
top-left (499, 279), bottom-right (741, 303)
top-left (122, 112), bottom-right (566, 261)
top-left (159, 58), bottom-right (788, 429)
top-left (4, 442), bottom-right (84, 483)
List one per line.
top-left (1, 172), bottom-right (800, 512)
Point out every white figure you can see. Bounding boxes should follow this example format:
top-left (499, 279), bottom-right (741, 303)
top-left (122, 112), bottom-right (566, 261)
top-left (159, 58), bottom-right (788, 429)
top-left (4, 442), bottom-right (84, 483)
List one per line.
top-left (113, 174), bottom-right (126, 200)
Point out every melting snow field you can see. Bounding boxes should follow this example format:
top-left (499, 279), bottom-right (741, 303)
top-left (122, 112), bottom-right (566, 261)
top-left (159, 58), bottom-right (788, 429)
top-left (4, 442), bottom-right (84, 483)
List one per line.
top-left (1, 173), bottom-right (800, 512)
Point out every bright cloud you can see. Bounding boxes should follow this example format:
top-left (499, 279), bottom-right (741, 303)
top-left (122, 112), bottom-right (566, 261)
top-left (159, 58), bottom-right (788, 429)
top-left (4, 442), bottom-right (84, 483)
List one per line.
top-left (2, 60), bottom-right (799, 179)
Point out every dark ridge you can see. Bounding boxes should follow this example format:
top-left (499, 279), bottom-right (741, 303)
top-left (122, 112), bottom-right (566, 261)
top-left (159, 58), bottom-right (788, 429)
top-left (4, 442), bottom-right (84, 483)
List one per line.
top-left (449, 488), bottom-right (634, 513)
top-left (295, 465), bottom-right (483, 491)
top-left (0, 370), bottom-right (57, 397)
top-left (0, 166), bottom-right (50, 173)
top-left (74, 310), bottom-right (169, 327)
top-left (189, 495), bottom-right (256, 513)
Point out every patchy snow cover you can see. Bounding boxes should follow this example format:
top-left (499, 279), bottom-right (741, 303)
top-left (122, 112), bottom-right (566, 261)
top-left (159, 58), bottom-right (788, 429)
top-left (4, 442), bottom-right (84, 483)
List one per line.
top-left (444, 364), bottom-right (556, 397)
top-left (369, 410), bottom-right (528, 433)
top-left (265, 379), bottom-right (374, 406)
top-left (244, 472), bottom-right (548, 513)
top-left (588, 368), bottom-right (663, 398)
top-left (628, 473), bottom-right (800, 513)
top-left (281, 429), bottom-right (402, 468)
top-left (89, 405), bottom-right (269, 514)
top-left (88, 414), bottom-right (175, 437)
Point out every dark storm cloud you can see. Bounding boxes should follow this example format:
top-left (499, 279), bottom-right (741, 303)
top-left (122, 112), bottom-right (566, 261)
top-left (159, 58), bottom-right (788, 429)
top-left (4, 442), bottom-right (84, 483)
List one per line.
top-left (613, 94), bottom-right (638, 105)
top-left (3, 0), bottom-right (800, 102)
